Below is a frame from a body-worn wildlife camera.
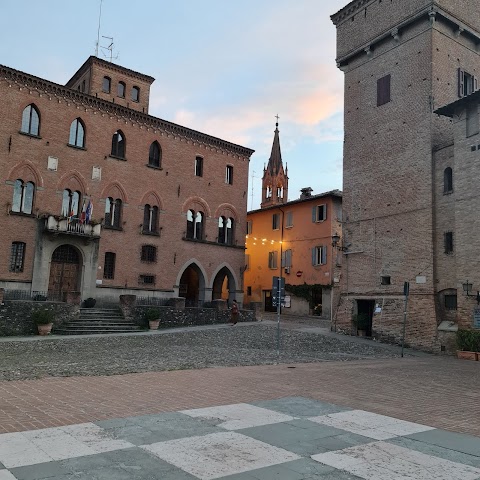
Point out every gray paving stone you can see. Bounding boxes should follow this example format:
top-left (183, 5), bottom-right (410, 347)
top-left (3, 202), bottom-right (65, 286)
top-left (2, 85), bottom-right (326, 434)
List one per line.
top-left (279, 458), bottom-right (337, 475)
top-left (311, 432), bottom-right (374, 452)
top-left (240, 419), bottom-right (350, 455)
top-left (305, 472), bottom-right (363, 479)
top-left (388, 436), bottom-right (480, 468)
top-left (97, 412), bottom-right (219, 445)
top-left (404, 428), bottom-right (480, 457)
top-left (240, 463), bottom-right (306, 480)
top-left (10, 461), bottom-right (71, 480)
top-left (252, 396), bottom-right (350, 418)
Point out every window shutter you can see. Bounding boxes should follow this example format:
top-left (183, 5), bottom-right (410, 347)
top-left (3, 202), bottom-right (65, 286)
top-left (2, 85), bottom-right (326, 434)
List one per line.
top-left (281, 251), bottom-right (285, 267)
top-left (321, 246), bottom-right (327, 265)
top-left (458, 68), bottom-right (464, 98)
top-left (312, 207), bottom-right (317, 223)
top-left (474, 76), bottom-right (478, 92)
top-left (311, 247), bottom-right (316, 265)
top-left (323, 204), bottom-right (327, 220)
top-left (286, 249), bottom-right (292, 267)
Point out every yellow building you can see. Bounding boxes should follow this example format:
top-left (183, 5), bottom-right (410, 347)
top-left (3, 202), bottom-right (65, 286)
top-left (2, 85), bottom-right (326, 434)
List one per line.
top-left (244, 122), bottom-right (342, 317)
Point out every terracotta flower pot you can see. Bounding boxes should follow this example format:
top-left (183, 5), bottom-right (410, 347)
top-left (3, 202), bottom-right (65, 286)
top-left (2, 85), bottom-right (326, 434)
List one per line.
top-left (37, 323), bottom-right (53, 336)
top-left (149, 320), bottom-right (160, 330)
top-left (457, 351), bottom-right (477, 360)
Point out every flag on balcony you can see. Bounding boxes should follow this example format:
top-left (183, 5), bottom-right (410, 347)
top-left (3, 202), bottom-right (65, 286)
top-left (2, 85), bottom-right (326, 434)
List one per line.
top-left (67, 209), bottom-right (74, 224)
top-left (79, 199), bottom-right (86, 224)
top-left (86, 199), bottom-right (93, 224)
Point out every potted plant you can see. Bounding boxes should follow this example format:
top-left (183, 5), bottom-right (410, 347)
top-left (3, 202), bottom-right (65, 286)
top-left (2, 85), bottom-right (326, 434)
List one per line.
top-left (456, 329), bottom-right (479, 360)
top-left (352, 313), bottom-right (370, 336)
top-left (145, 307), bottom-right (161, 330)
top-left (32, 308), bottom-right (55, 335)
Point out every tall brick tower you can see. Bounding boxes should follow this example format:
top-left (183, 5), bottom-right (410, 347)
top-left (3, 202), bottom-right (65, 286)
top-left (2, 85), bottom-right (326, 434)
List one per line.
top-left (331, 0), bottom-right (480, 350)
top-left (260, 120), bottom-right (289, 208)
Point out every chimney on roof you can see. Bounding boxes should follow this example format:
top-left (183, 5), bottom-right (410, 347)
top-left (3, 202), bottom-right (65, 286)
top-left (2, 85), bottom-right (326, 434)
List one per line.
top-left (300, 187), bottom-right (313, 200)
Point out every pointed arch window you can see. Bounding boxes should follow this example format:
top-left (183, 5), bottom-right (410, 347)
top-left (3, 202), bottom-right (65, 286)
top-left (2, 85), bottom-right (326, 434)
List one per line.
top-left (68, 118), bottom-right (85, 148)
top-left (444, 167), bottom-right (453, 194)
top-left (266, 185), bottom-right (272, 199)
top-left (148, 141), bottom-right (161, 168)
top-left (186, 209), bottom-right (204, 240)
top-left (21, 104), bottom-right (40, 136)
top-left (277, 185), bottom-right (284, 199)
top-left (61, 189), bottom-right (81, 217)
top-left (12, 179), bottom-right (34, 214)
top-left (111, 131), bottom-right (125, 158)
top-left (105, 197), bottom-right (122, 229)
top-left (218, 216), bottom-right (234, 245)
top-left (143, 204), bottom-right (159, 234)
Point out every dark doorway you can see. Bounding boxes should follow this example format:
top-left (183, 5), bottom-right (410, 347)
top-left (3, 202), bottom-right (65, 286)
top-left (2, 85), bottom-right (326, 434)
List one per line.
top-left (179, 265), bottom-right (200, 307)
top-left (212, 266), bottom-right (235, 303)
top-left (48, 245), bottom-right (81, 302)
top-left (356, 299), bottom-right (374, 336)
top-left (264, 290), bottom-right (276, 312)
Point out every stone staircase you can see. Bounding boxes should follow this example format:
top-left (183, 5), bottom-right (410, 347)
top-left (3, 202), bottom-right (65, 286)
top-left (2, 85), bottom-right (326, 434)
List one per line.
top-left (54, 308), bottom-right (142, 335)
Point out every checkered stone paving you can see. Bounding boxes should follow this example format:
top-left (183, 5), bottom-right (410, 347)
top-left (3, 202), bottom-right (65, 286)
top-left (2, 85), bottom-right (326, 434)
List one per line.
top-left (0, 397), bottom-right (479, 479)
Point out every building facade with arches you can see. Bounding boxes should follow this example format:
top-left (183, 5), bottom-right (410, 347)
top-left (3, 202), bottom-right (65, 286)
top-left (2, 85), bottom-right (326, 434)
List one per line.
top-left (0, 56), bottom-right (254, 306)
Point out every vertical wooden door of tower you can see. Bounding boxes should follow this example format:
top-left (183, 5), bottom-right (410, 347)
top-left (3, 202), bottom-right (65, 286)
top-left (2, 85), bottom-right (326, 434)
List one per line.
top-left (48, 245), bottom-right (80, 302)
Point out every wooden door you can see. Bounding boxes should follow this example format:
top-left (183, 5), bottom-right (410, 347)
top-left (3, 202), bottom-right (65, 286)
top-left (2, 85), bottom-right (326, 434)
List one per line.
top-left (48, 245), bottom-right (80, 301)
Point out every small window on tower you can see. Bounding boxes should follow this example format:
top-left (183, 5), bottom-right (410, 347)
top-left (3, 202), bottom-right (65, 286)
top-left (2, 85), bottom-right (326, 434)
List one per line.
top-left (377, 74), bottom-right (391, 106)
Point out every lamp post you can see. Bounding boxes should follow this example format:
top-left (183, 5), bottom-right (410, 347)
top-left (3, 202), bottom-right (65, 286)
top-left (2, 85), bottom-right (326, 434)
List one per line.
top-left (276, 207), bottom-right (285, 361)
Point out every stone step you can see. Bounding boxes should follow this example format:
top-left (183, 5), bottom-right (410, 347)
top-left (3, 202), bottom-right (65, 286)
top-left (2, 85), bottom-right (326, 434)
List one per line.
top-left (56, 307), bottom-right (142, 335)
top-left (54, 328), bottom-right (141, 335)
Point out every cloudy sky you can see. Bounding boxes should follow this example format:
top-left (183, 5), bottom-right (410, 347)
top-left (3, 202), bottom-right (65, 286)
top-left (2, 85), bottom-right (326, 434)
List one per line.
top-left (0, 0), bottom-right (347, 209)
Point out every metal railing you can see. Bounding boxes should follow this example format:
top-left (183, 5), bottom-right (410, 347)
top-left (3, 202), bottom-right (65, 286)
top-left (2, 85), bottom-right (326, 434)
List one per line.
top-left (2, 290), bottom-right (63, 302)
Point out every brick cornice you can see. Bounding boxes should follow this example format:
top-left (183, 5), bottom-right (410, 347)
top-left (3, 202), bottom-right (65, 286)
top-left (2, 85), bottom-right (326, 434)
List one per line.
top-left (331, 0), bottom-right (376, 26)
top-left (0, 64), bottom-right (255, 159)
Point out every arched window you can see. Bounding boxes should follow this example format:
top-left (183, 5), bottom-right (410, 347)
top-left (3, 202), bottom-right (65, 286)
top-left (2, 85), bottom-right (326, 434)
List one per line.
top-left (105, 197), bottom-right (122, 229)
top-left (68, 118), bottom-right (85, 148)
top-left (12, 179), bottom-right (34, 214)
top-left (186, 209), bottom-right (204, 240)
top-left (143, 204), bottom-right (159, 234)
top-left (111, 131), bottom-right (125, 158)
top-left (132, 86), bottom-right (140, 102)
top-left (148, 141), bottom-right (161, 168)
top-left (21, 104), bottom-right (40, 136)
top-left (266, 185), bottom-right (272, 199)
top-left (118, 81), bottom-right (126, 98)
top-left (102, 76), bottom-right (111, 93)
top-left (61, 189), bottom-right (81, 217)
top-left (218, 216), bottom-right (234, 244)
top-left (277, 185), bottom-right (284, 199)
top-left (444, 167), bottom-right (453, 193)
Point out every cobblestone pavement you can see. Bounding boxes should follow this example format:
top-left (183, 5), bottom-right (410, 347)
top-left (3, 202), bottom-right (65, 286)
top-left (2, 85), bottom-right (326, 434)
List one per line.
top-left (0, 321), bottom-right (411, 382)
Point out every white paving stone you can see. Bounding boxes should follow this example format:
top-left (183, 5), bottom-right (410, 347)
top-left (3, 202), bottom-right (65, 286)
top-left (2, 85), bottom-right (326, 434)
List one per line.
top-left (181, 403), bottom-right (295, 430)
top-left (141, 431), bottom-right (301, 480)
top-left (0, 471), bottom-right (17, 480)
top-left (0, 424), bottom-right (134, 468)
top-left (308, 409), bottom-right (434, 440)
top-left (312, 441), bottom-right (480, 480)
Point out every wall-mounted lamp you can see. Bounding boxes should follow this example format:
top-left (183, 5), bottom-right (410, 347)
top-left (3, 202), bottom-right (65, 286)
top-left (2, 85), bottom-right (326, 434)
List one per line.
top-left (462, 280), bottom-right (473, 296)
top-left (332, 232), bottom-right (348, 251)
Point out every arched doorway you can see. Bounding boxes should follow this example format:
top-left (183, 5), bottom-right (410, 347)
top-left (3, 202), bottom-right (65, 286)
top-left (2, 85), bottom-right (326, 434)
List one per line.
top-left (212, 266), bottom-right (236, 304)
top-left (48, 245), bottom-right (81, 302)
top-left (179, 263), bottom-right (205, 307)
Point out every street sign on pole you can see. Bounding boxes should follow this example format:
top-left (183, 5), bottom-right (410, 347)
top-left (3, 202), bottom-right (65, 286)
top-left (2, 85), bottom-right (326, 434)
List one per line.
top-left (272, 276), bottom-right (285, 307)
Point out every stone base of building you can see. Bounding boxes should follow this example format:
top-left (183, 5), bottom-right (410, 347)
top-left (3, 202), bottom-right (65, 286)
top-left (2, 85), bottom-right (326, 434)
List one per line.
top-left (334, 294), bottom-right (440, 353)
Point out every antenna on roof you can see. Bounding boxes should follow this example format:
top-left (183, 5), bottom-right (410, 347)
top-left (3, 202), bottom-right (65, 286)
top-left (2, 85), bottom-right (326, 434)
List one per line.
top-left (100, 36), bottom-right (119, 62)
top-left (95, 0), bottom-right (103, 57)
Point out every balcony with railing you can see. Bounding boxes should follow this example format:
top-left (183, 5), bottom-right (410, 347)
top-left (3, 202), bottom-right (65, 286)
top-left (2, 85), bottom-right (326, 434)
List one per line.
top-left (44, 216), bottom-right (101, 238)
